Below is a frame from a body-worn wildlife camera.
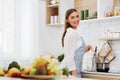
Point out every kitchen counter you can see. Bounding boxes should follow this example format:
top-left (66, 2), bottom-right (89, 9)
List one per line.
top-left (0, 76), bottom-right (97, 80)
top-left (82, 71), bottom-right (120, 77)
top-left (81, 71), bottom-right (120, 80)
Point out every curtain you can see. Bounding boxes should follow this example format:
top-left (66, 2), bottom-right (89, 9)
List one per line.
top-left (0, 0), bottom-right (15, 58)
top-left (0, 0), bottom-right (40, 68)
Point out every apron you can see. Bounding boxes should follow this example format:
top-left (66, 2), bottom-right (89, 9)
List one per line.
top-left (74, 37), bottom-right (86, 77)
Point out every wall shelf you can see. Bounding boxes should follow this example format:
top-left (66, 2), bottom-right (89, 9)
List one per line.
top-left (98, 37), bottom-right (120, 41)
top-left (47, 16), bottom-right (120, 25)
top-left (80, 16), bottom-right (120, 24)
top-left (47, 4), bottom-right (59, 8)
top-left (46, 23), bottom-right (64, 26)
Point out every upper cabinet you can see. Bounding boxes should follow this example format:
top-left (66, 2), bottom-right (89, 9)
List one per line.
top-left (46, 0), bottom-right (74, 26)
top-left (74, 0), bottom-right (97, 19)
top-left (74, 0), bottom-right (120, 22)
top-left (46, 0), bottom-right (120, 26)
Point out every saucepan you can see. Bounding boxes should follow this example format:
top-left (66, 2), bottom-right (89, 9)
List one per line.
top-left (96, 62), bottom-right (109, 72)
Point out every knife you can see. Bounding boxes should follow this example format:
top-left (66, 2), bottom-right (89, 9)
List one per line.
top-left (94, 46), bottom-right (97, 55)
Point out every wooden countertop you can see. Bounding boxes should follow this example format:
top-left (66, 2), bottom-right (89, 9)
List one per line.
top-left (81, 71), bottom-right (120, 77)
top-left (81, 71), bottom-right (120, 80)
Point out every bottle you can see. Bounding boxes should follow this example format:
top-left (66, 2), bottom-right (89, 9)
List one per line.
top-left (92, 55), bottom-right (96, 71)
top-left (92, 46), bottom-right (97, 71)
top-left (114, 0), bottom-right (120, 16)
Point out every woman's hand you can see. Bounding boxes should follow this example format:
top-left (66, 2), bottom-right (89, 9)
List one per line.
top-left (71, 70), bottom-right (77, 77)
top-left (85, 44), bottom-right (93, 53)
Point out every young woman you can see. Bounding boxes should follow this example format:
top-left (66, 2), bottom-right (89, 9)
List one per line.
top-left (61, 9), bottom-right (92, 77)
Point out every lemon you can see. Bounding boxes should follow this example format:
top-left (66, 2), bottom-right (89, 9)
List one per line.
top-left (0, 70), bottom-right (5, 76)
top-left (8, 68), bottom-right (20, 77)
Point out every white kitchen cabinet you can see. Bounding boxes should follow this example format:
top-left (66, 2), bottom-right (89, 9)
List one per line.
top-left (75, 0), bottom-right (120, 23)
top-left (46, 0), bottom-right (74, 26)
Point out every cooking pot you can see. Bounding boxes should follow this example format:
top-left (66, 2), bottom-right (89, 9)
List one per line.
top-left (96, 63), bottom-right (109, 72)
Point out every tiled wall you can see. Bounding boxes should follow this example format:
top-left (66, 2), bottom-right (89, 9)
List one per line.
top-left (78, 20), bottom-right (120, 73)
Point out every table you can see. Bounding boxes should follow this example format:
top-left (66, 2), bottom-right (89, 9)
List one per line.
top-left (0, 76), bottom-right (97, 80)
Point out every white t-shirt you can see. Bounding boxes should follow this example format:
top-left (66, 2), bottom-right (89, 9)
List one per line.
top-left (60, 28), bottom-right (82, 71)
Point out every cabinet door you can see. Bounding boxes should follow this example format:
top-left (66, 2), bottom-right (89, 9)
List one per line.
top-left (59, 0), bottom-right (74, 24)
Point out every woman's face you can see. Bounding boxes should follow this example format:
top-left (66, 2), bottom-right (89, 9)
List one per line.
top-left (67, 11), bottom-right (80, 29)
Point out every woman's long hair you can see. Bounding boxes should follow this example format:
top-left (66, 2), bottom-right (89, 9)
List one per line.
top-left (62, 9), bottom-right (78, 47)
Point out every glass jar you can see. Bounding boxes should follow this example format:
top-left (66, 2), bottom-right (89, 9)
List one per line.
top-left (50, 0), bottom-right (57, 5)
top-left (56, 0), bottom-right (59, 4)
top-left (104, 7), bottom-right (113, 17)
top-left (114, 0), bottom-right (120, 16)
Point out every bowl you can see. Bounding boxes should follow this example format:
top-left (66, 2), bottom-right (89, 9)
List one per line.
top-left (96, 63), bottom-right (109, 72)
top-left (50, 0), bottom-right (57, 5)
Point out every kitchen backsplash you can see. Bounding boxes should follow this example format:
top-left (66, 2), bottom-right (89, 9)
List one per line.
top-left (78, 20), bottom-right (120, 73)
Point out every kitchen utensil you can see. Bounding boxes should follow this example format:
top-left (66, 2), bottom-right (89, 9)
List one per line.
top-left (102, 41), bottom-right (112, 63)
top-left (104, 51), bottom-right (116, 63)
top-left (98, 41), bottom-right (112, 63)
top-left (96, 62), bottom-right (109, 72)
top-left (92, 46), bottom-right (97, 71)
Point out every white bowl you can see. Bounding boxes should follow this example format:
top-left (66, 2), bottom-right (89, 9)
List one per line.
top-left (50, 0), bottom-right (57, 5)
